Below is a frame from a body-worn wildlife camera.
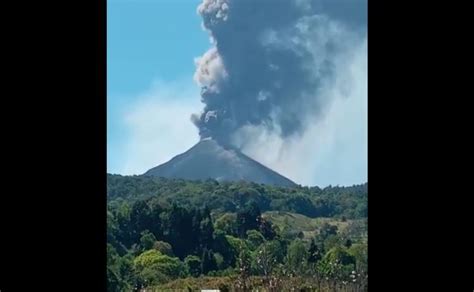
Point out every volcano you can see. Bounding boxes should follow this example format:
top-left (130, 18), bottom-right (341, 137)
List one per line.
top-left (143, 138), bottom-right (297, 187)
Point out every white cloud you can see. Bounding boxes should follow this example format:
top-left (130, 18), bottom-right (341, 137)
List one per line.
top-left (117, 79), bottom-right (202, 175)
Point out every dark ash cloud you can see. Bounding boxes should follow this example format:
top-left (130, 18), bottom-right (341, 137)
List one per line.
top-left (192, 0), bottom-right (367, 146)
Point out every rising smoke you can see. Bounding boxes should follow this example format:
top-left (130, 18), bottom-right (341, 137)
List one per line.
top-left (192, 0), bottom-right (367, 148)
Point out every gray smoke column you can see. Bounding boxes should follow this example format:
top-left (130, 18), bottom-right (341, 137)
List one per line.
top-left (192, 0), bottom-right (367, 146)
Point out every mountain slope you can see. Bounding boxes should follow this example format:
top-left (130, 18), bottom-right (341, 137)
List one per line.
top-left (143, 138), bottom-right (297, 187)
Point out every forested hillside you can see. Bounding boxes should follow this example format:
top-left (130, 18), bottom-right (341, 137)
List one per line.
top-left (108, 174), bottom-right (367, 219)
top-left (107, 174), bottom-right (368, 291)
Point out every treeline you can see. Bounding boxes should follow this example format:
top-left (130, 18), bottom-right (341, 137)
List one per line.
top-left (107, 174), bottom-right (367, 219)
top-left (107, 195), bottom-right (367, 291)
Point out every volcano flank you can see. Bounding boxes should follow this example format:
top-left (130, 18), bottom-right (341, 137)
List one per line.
top-left (144, 138), bottom-right (296, 187)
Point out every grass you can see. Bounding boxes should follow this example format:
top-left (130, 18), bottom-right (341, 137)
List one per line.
top-left (262, 211), bottom-right (353, 240)
top-left (148, 275), bottom-right (367, 291)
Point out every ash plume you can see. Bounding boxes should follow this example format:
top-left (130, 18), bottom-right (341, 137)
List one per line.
top-left (192, 0), bottom-right (367, 146)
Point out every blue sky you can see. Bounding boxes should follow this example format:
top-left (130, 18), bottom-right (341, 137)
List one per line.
top-left (107, 0), bottom-right (367, 187)
top-left (107, 0), bottom-right (208, 174)
top-left (107, 0), bottom-right (207, 96)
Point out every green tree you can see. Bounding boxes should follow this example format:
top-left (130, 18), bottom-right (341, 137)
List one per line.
top-left (130, 200), bottom-right (153, 241)
top-left (133, 250), bottom-right (185, 286)
top-left (201, 248), bottom-right (218, 274)
top-left (308, 239), bottom-right (322, 264)
top-left (162, 204), bottom-right (195, 258)
top-left (237, 201), bottom-right (261, 238)
top-left (213, 252), bottom-right (225, 270)
top-left (214, 213), bottom-right (237, 235)
top-left (286, 239), bottom-right (308, 275)
top-left (139, 230), bottom-right (157, 251)
top-left (317, 223), bottom-right (339, 251)
top-left (199, 207), bottom-right (214, 250)
top-left (184, 255), bottom-right (202, 277)
top-left (324, 245), bottom-right (355, 266)
top-left (148, 199), bottom-right (164, 238)
top-left (258, 217), bottom-right (277, 240)
top-left (236, 247), bottom-right (252, 290)
top-left (348, 243), bottom-right (367, 272)
top-left (107, 244), bottom-right (129, 291)
top-left (212, 230), bottom-right (238, 268)
top-left (107, 265), bottom-right (124, 292)
top-left (324, 234), bottom-right (344, 251)
top-left (246, 229), bottom-right (265, 250)
top-left (252, 240), bottom-right (284, 277)
top-left (225, 235), bottom-right (249, 256)
top-left (318, 245), bottom-right (356, 288)
top-left (114, 201), bottom-right (133, 249)
top-left (153, 240), bottom-right (174, 256)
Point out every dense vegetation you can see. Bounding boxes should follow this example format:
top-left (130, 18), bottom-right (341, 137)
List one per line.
top-left (107, 174), bottom-right (367, 291)
top-left (107, 174), bottom-right (367, 219)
